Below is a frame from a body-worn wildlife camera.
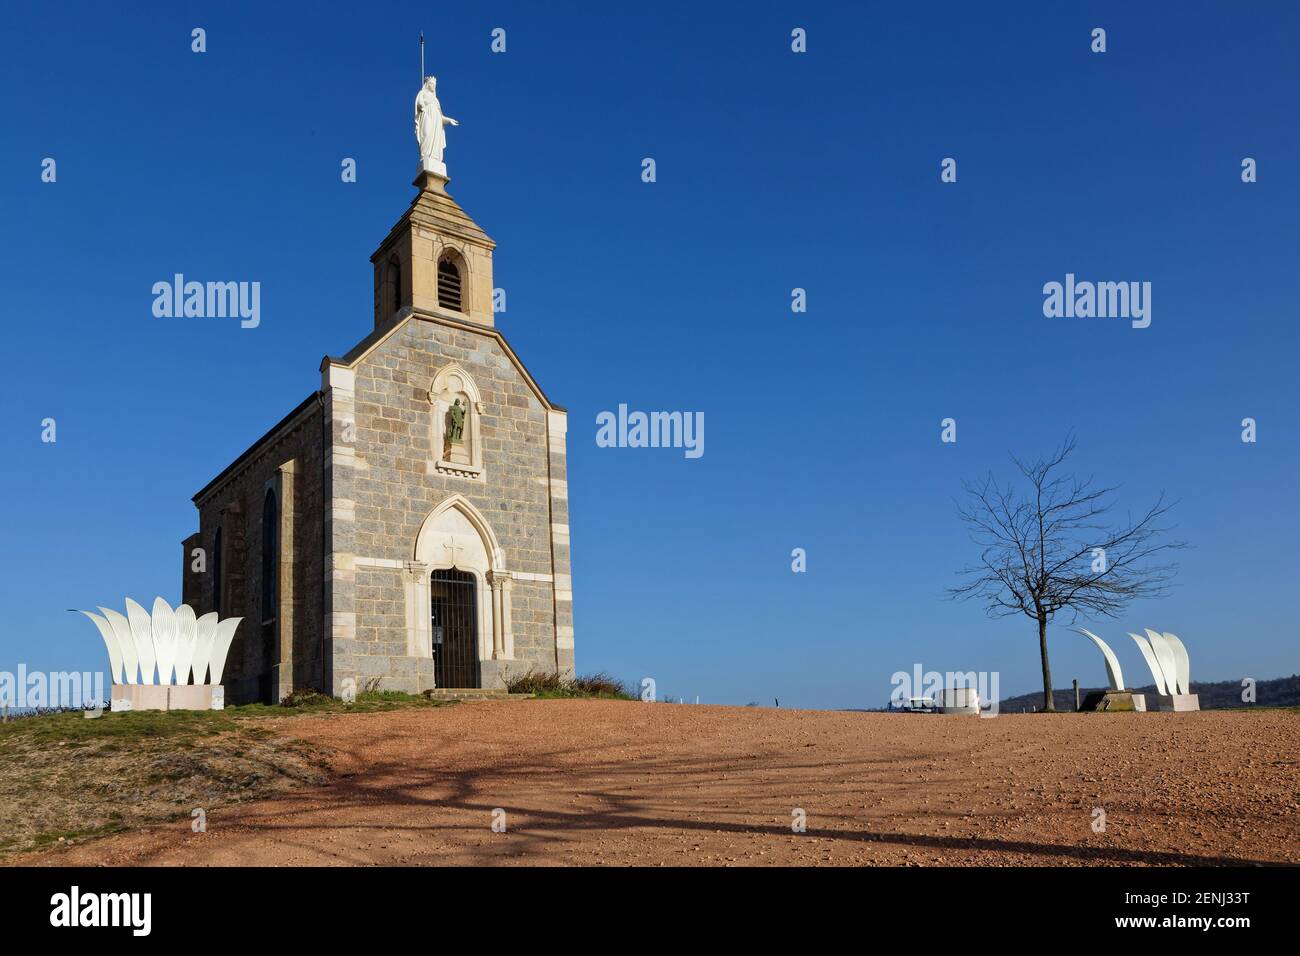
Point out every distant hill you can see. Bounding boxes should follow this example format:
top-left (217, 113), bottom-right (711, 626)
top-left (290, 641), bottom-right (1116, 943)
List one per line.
top-left (998, 674), bottom-right (1300, 713)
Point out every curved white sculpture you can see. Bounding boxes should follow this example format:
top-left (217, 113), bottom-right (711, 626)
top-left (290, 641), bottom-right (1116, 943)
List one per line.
top-left (1143, 628), bottom-right (1181, 696)
top-left (174, 603), bottom-right (197, 685)
top-left (192, 612), bottom-right (219, 684)
top-left (1161, 631), bottom-right (1191, 695)
top-left (76, 610), bottom-right (123, 685)
top-left (1075, 628), bottom-right (1126, 690)
top-left (100, 607), bottom-right (138, 687)
top-left (1128, 632), bottom-right (1169, 696)
top-left (152, 597), bottom-right (177, 685)
top-left (1077, 627), bottom-right (1198, 711)
top-left (212, 618), bottom-right (242, 687)
top-left (125, 598), bottom-right (156, 685)
top-left (76, 598), bottom-right (241, 686)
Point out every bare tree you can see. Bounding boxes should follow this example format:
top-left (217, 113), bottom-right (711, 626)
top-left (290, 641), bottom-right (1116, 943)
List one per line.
top-left (949, 434), bottom-right (1185, 712)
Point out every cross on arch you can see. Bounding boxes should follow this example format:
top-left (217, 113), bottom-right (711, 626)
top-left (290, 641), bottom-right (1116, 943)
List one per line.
top-left (442, 536), bottom-right (466, 565)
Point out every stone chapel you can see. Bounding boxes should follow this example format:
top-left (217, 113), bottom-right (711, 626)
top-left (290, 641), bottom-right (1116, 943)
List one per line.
top-left (181, 84), bottom-right (575, 704)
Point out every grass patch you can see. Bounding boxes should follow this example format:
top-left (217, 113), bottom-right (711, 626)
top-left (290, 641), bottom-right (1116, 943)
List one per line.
top-left (504, 669), bottom-right (633, 700)
top-left (30, 821), bottom-right (130, 848)
top-left (0, 690), bottom-right (450, 858)
top-left (0, 689), bottom-right (445, 749)
top-left (0, 708), bottom-right (241, 749)
top-left (232, 688), bottom-right (443, 718)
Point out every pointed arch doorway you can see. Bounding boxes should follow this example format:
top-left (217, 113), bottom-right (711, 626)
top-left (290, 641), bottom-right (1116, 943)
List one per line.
top-left (430, 566), bottom-right (478, 688)
top-left (408, 494), bottom-right (516, 690)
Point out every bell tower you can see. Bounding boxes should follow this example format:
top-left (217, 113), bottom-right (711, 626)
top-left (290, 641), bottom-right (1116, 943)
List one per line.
top-left (373, 66), bottom-right (494, 329)
top-left (370, 169), bottom-right (496, 329)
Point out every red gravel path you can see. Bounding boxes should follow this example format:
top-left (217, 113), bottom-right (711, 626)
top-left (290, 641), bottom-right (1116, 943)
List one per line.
top-left (17, 700), bottom-right (1299, 866)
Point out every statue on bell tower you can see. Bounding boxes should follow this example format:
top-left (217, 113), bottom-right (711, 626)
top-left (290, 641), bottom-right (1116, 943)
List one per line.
top-left (415, 76), bottom-right (458, 177)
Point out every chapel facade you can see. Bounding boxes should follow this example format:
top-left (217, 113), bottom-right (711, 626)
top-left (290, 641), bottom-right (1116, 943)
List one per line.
top-left (181, 143), bottom-right (575, 704)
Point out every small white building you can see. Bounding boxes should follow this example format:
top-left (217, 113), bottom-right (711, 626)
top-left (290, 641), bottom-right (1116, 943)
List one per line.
top-left (936, 687), bottom-right (982, 714)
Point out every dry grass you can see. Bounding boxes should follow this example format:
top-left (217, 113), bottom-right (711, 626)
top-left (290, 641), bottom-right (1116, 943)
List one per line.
top-left (503, 668), bottom-right (632, 699)
top-left (0, 692), bottom-right (446, 856)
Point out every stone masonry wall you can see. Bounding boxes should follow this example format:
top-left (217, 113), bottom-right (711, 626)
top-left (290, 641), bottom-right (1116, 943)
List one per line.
top-left (190, 403), bottom-right (324, 704)
top-left (335, 317), bottom-right (562, 692)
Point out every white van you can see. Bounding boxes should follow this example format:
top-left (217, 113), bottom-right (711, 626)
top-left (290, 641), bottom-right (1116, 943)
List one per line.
top-left (898, 697), bottom-right (936, 713)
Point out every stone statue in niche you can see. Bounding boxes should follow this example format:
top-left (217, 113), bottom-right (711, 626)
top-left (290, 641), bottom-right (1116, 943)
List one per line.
top-left (447, 399), bottom-right (466, 444)
top-left (429, 368), bottom-right (482, 476)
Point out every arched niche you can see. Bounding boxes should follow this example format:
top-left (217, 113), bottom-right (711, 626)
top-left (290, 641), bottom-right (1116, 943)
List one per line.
top-left (427, 364), bottom-right (484, 479)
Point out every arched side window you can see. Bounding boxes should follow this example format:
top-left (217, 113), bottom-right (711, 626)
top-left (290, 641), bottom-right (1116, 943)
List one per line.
top-left (213, 527), bottom-right (223, 616)
top-left (437, 256), bottom-right (462, 313)
top-left (385, 255), bottom-right (402, 317)
top-left (261, 489), bottom-right (278, 621)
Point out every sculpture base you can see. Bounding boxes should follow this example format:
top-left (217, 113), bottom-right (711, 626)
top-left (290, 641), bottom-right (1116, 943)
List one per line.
top-left (414, 167), bottom-right (449, 193)
top-left (1080, 690), bottom-right (1137, 711)
top-left (110, 684), bottom-right (225, 712)
top-left (1132, 693), bottom-right (1200, 712)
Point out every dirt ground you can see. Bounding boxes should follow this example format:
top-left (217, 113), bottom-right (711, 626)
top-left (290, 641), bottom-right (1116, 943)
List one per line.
top-left (14, 701), bottom-right (1299, 866)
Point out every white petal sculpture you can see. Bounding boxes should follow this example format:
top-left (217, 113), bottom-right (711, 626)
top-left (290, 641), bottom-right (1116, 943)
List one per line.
top-left (1075, 628), bottom-right (1125, 690)
top-left (77, 598), bottom-right (242, 688)
top-left (210, 617), bottom-right (242, 687)
top-left (77, 610), bottom-right (124, 685)
top-left (1081, 627), bottom-right (1198, 711)
top-left (101, 607), bottom-right (138, 685)
top-left (125, 598), bottom-right (156, 684)
top-left (173, 603), bottom-right (198, 685)
top-left (151, 597), bottom-right (178, 686)
top-left (1162, 631), bottom-right (1191, 695)
top-left (192, 612), bottom-right (219, 684)
top-left (1144, 629), bottom-right (1180, 696)
top-left (1129, 632), bottom-right (1169, 696)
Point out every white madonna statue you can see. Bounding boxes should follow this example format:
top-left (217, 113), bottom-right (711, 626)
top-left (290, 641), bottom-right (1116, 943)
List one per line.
top-left (415, 75), bottom-right (459, 176)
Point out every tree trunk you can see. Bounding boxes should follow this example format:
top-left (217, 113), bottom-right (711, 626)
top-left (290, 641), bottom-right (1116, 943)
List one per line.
top-left (1038, 614), bottom-right (1055, 711)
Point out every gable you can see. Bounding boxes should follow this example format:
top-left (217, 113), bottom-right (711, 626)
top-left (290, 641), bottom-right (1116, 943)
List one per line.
top-left (321, 309), bottom-right (563, 413)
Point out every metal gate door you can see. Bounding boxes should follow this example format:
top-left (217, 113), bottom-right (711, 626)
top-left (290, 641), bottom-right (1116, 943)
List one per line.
top-left (430, 568), bottom-right (479, 688)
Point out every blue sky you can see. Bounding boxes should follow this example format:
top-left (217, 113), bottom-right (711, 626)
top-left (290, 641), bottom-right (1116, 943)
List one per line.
top-left (1, 1), bottom-right (1296, 708)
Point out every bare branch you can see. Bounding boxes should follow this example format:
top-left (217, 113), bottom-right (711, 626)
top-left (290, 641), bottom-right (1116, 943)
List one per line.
top-left (948, 434), bottom-right (1184, 625)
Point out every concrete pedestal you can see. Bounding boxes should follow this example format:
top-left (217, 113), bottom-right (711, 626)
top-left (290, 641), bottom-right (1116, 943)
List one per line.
top-left (1082, 690), bottom-right (1138, 711)
top-left (1132, 693), bottom-right (1200, 712)
top-left (110, 684), bottom-right (225, 712)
